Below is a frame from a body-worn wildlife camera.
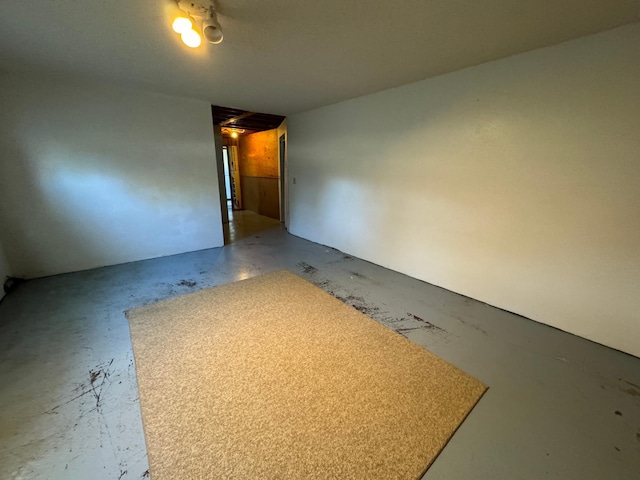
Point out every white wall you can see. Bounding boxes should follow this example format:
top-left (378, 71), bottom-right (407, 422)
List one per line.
top-left (0, 73), bottom-right (224, 278)
top-left (288, 24), bottom-right (640, 357)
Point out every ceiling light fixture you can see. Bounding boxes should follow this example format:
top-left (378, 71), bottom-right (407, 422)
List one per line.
top-left (221, 127), bottom-right (245, 137)
top-left (172, 1), bottom-right (224, 48)
top-left (202, 9), bottom-right (223, 44)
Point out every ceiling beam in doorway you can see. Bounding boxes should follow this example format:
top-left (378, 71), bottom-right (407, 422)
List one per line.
top-left (219, 111), bottom-right (257, 126)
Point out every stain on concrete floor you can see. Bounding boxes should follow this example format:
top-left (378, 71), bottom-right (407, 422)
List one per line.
top-left (297, 262), bottom-right (318, 274)
top-left (1, 215), bottom-right (640, 480)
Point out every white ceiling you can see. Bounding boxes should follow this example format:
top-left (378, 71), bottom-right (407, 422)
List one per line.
top-left (0, 1), bottom-right (638, 115)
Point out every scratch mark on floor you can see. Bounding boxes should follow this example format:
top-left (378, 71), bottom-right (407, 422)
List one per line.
top-left (407, 313), bottom-right (445, 331)
top-left (624, 388), bottom-right (640, 397)
top-left (314, 278), bottom-right (453, 342)
top-left (44, 388), bottom-right (94, 414)
top-left (297, 262), bottom-right (317, 274)
top-left (621, 379), bottom-right (640, 390)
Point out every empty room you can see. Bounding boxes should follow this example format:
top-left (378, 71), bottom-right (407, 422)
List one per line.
top-left (1, 1), bottom-right (639, 479)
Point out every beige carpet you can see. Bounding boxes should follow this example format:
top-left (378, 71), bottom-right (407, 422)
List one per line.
top-left (126, 270), bottom-right (487, 479)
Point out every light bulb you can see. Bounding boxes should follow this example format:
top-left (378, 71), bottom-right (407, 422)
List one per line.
top-left (181, 29), bottom-right (201, 48)
top-left (231, 131), bottom-right (238, 138)
top-left (172, 16), bottom-right (192, 34)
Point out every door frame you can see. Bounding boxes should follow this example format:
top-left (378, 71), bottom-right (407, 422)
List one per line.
top-left (279, 133), bottom-right (287, 226)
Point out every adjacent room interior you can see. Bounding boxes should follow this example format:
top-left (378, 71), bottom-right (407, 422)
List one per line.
top-left (212, 106), bottom-right (287, 244)
top-left (0, 1), bottom-right (639, 479)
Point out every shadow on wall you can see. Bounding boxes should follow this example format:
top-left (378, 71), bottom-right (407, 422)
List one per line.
top-left (0, 138), bottom-right (94, 277)
top-left (1, 144), bottom-right (220, 278)
top-left (0, 75), bottom-right (222, 278)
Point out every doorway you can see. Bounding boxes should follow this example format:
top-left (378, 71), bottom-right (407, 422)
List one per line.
top-left (222, 146), bottom-right (232, 209)
top-left (222, 145), bottom-right (242, 211)
top-left (212, 106), bottom-right (287, 244)
top-left (279, 133), bottom-right (286, 225)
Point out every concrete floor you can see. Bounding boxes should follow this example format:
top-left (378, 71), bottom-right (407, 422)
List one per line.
top-left (1, 211), bottom-right (639, 480)
top-left (223, 208), bottom-right (282, 244)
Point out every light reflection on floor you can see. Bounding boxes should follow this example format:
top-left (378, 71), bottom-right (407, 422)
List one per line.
top-left (223, 208), bottom-right (283, 244)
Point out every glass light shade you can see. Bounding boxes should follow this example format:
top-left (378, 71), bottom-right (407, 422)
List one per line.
top-left (172, 16), bottom-right (192, 34)
top-left (181, 29), bottom-right (202, 48)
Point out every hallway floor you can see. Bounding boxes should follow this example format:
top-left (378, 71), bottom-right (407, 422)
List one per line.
top-left (223, 208), bottom-right (281, 244)
top-left (1, 214), bottom-right (639, 480)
